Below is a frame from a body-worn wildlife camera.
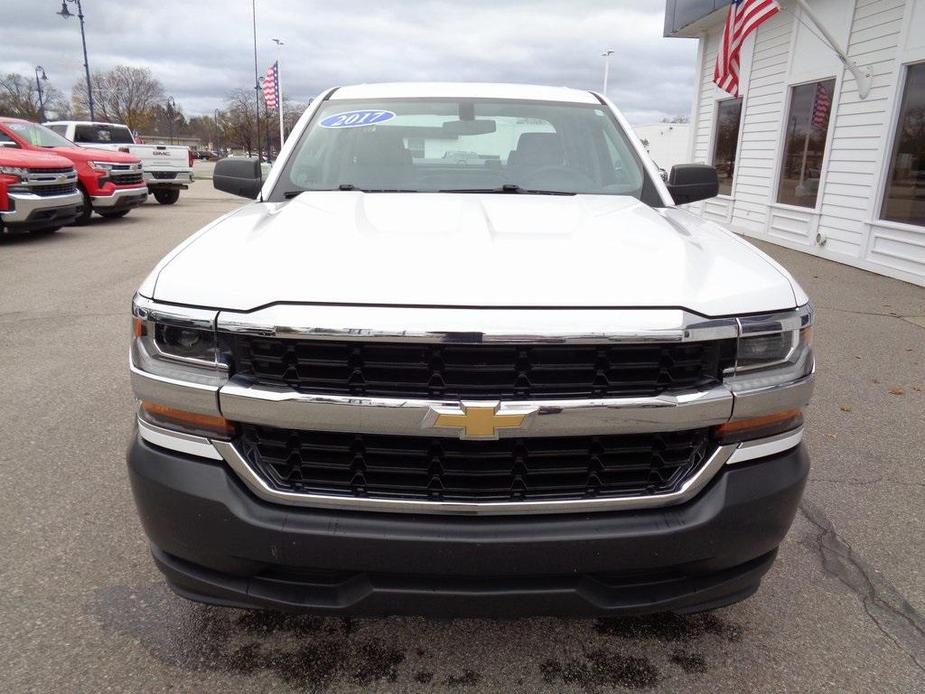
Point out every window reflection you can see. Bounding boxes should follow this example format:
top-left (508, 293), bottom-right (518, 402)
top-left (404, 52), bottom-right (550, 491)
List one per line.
top-left (777, 79), bottom-right (835, 208)
top-left (713, 98), bottom-right (742, 196)
top-left (882, 63), bottom-right (925, 226)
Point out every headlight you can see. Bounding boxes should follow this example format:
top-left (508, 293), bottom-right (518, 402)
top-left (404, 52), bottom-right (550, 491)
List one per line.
top-left (89, 161), bottom-right (115, 171)
top-left (726, 304), bottom-right (814, 391)
top-left (131, 295), bottom-right (232, 439)
top-left (0, 166), bottom-right (28, 180)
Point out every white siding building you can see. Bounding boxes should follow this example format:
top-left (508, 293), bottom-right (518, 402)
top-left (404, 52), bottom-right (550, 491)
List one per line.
top-left (665, 0), bottom-right (925, 286)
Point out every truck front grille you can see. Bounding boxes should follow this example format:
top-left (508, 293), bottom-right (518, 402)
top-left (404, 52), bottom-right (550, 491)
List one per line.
top-left (238, 425), bottom-right (712, 503)
top-left (28, 167), bottom-right (74, 175)
top-left (29, 182), bottom-right (78, 197)
top-left (150, 171), bottom-right (177, 180)
top-left (229, 338), bottom-right (736, 400)
top-left (111, 172), bottom-right (144, 185)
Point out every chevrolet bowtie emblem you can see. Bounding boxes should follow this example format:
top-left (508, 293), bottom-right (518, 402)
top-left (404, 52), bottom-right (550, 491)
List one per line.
top-left (423, 401), bottom-right (538, 440)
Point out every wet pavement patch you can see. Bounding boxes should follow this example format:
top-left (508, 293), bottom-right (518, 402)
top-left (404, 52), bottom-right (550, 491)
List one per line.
top-left (540, 650), bottom-right (660, 690)
top-left (88, 583), bottom-right (406, 691)
top-left (444, 669), bottom-right (481, 687)
top-left (670, 649), bottom-right (708, 674)
top-left (595, 612), bottom-right (742, 643)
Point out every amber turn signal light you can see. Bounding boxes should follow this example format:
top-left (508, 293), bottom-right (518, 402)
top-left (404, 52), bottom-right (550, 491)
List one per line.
top-left (714, 409), bottom-right (803, 444)
top-left (140, 401), bottom-right (235, 437)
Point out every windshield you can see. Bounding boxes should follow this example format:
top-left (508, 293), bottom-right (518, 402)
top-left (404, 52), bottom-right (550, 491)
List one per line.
top-left (6, 122), bottom-right (76, 149)
top-left (273, 98), bottom-right (648, 199)
top-left (73, 124), bottom-right (135, 144)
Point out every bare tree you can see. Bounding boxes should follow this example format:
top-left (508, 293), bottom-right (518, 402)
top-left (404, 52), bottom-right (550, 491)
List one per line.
top-left (224, 89), bottom-right (259, 155)
top-left (72, 66), bottom-right (165, 131)
top-left (0, 72), bottom-right (66, 120)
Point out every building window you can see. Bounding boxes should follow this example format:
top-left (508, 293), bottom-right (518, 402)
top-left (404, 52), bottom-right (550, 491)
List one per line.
top-left (882, 63), bottom-right (925, 226)
top-left (713, 98), bottom-right (742, 196)
top-left (777, 79), bottom-right (836, 208)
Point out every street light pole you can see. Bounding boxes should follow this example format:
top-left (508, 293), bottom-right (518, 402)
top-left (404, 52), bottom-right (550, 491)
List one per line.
top-left (57, 0), bottom-right (95, 121)
top-left (601, 49), bottom-right (615, 96)
top-left (34, 66), bottom-right (48, 122)
top-left (251, 0), bottom-right (263, 170)
top-left (272, 38), bottom-right (285, 150)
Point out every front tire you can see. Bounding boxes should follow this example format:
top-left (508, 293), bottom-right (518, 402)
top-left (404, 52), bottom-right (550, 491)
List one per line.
top-left (72, 187), bottom-right (93, 226)
top-left (153, 189), bottom-right (180, 205)
top-left (98, 210), bottom-right (129, 219)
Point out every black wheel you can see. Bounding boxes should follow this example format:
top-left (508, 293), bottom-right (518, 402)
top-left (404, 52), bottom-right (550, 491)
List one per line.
top-left (72, 187), bottom-right (93, 226)
top-left (98, 209), bottom-right (129, 219)
top-left (153, 189), bottom-right (180, 205)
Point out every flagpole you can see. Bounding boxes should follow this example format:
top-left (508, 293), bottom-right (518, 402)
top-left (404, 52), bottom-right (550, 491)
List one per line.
top-left (791, 0), bottom-right (871, 99)
top-left (273, 38), bottom-right (285, 150)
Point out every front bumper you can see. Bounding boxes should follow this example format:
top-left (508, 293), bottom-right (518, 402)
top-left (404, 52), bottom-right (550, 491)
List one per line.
top-left (143, 170), bottom-right (192, 189)
top-left (0, 190), bottom-right (83, 228)
top-left (90, 185), bottom-right (148, 209)
top-left (128, 434), bottom-right (809, 616)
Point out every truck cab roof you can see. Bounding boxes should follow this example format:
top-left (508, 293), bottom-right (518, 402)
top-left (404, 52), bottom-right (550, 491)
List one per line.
top-left (329, 82), bottom-right (601, 104)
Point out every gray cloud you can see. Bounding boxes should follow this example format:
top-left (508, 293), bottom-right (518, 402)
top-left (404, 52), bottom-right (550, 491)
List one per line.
top-left (1, 0), bottom-right (698, 124)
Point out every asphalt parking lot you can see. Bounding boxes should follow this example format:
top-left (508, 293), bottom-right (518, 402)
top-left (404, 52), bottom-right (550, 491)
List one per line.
top-left (1, 178), bottom-right (923, 693)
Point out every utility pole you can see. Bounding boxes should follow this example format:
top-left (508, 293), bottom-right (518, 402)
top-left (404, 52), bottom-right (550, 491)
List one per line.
top-left (57, 1), bottom-right (95, 120)
top-left (34, 66), bottom-right (48, 122)
top-left (601, 49), bottom-right (615, 96)
top-left (272, 38), bottom-right (285, 151)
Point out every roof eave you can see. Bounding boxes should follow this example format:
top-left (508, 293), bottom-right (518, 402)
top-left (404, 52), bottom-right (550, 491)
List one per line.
top-left (664, 5), bottom-right (729, 38)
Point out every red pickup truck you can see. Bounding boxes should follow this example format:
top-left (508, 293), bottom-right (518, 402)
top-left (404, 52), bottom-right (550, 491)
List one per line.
top-left (0, 118), bottom-right (147, 224)
top-left (0, 145), bottom-right (83, 234)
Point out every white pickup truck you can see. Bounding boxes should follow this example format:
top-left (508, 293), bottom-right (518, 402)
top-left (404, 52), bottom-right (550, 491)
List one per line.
top-left (44, 120), bottom-right (193, 205)
top-left (128, 82), bottom-right (815, 617)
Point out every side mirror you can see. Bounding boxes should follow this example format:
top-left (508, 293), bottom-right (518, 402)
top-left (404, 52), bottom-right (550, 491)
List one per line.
top-left (214, 157), bottom-right (262, 199)
top-left (666, 164), bottom-right (719, 205)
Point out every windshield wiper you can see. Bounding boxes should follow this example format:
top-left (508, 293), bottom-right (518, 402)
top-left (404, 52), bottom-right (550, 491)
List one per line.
top-left (438, 184), bottom-right (575, 195)
top-left (283, 185), bottom-right (420, 198)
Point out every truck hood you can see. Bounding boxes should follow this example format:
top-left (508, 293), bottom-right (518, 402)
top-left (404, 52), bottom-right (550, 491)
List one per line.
top-left (47, 145), bottom-right (140, 164)
top-left (0, 148), bottom-right (74, 169)
top-left (149, 192), bottom-right (799, 316)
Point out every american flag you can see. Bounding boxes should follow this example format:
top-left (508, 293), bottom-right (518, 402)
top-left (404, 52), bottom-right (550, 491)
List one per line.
top-left (262, 62), bottom-right (279, 109)
top-left (811, 82), bottom-right (831, 129)
top-left (714, 0), bottom-right (781, 97)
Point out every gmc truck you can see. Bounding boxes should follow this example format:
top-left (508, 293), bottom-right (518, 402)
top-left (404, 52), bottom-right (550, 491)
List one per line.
top-left (128, 83), bottom-right (814, 616)
top-left (45, 121), bottom-right (193, 205)
top-left (0, 119), bottom-right (147, 223)
top-left (0, 145), bottom-right (82, 234)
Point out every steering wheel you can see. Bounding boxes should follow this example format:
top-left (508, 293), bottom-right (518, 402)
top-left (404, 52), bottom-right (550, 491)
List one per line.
top-left (518, 165), bottom-right (596, 189)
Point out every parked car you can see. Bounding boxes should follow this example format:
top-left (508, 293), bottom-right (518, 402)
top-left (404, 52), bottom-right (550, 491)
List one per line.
top-left (45, 121), bottom-right (192, 205)
top-left (0, 141), bottom-right (83, 234)
top-left (128, 83), bottom-right (814, 617)
top-left (0, 118), bottom-right (147, 224)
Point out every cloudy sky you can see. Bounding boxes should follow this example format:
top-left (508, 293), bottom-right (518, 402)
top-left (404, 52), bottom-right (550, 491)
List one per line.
top-left (1, 0), bottom-right (698, 124)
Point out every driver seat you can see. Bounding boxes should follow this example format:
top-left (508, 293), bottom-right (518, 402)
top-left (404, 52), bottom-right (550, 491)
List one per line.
top-left (507, 132), bottom-right (565, 168)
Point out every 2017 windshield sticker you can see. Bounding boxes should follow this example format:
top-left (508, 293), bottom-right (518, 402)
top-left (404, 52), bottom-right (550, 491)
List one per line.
top-left (320, 110), bottom-right (396, 128)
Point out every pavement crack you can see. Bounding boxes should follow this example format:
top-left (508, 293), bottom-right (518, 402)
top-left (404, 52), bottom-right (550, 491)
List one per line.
top-left (799, 500), bottom-right (925, 672)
